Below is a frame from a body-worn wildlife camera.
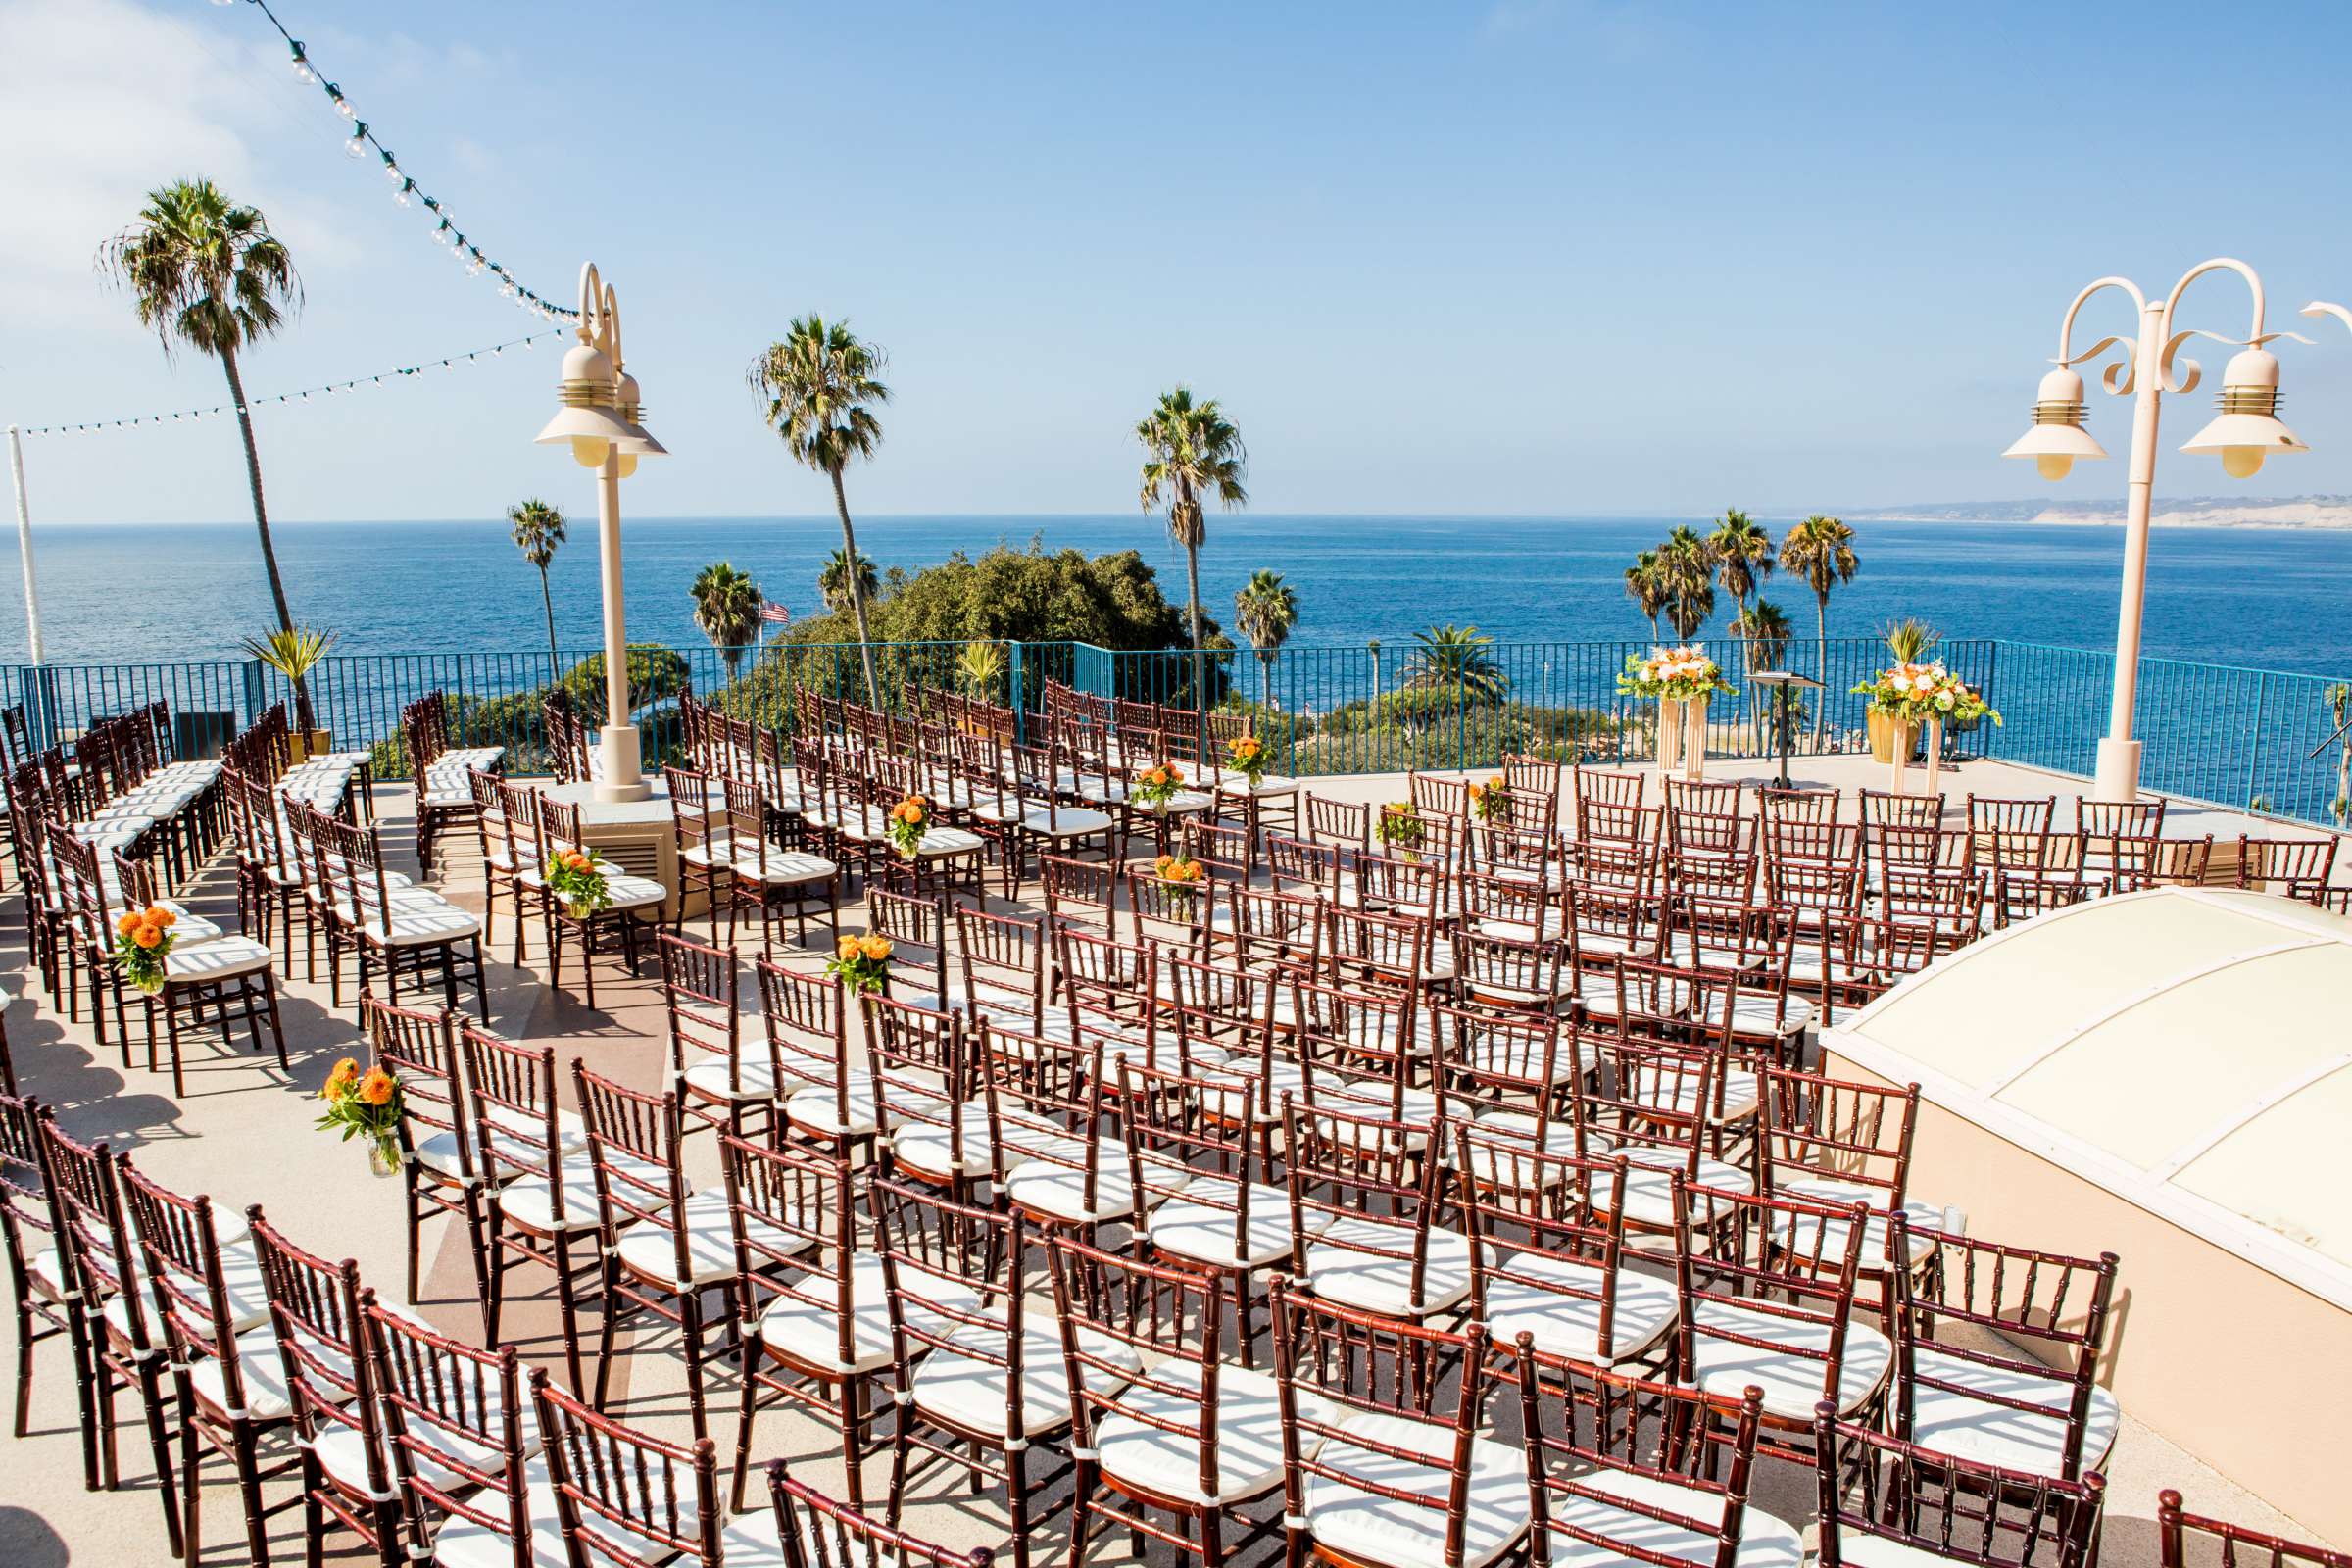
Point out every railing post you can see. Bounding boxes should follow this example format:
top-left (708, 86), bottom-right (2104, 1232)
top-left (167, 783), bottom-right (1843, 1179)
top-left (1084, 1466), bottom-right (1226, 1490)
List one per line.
top-left (2245, 672), bottom-right (2269, 808)
top-left (240, 657), bottom-right (267, 728)
top-left (1009, 642), bottom-right (1027, 746)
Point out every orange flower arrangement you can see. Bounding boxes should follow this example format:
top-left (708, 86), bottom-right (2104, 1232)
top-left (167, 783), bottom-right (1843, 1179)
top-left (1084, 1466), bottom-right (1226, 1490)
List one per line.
top-left (887, 795), bottom-right (929, 858)
top-left (827, 930), bottom-right (894, 993)
top-left (1153, 852), bottom-right (1207, 917)
top-left (543, 846), bottom-right (612, 917)
top-left (110, 903), bottom-right (179, 994)
top-left (1132, 762), bottom-right (1185, 814)
top-left (1467, 773), bottom-right (1508, 822)
top-left (1224, 732), bottom-right (1267, 788)
top-left (318, 1055), bottom-right (406, 1173)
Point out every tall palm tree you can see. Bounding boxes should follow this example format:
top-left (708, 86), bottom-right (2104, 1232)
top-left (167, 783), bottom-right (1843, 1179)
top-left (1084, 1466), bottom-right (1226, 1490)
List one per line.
top-left (1709, 508), bottom-right (1776, 661)
top-left (689, 563), bottom-right (764, 681)
top-left (1656, 525), bottom-right (1718, 641)
top-left (100, 179), bottom-right (313, 729)
top-left (1403, 624), bottom-right (1510, 705)
top-left (1232, 569), bottom-right (1299, 710)
top-left (1778, 514), bottom-right (1861, 745)
top-left (1136, 388), bottom-right (1249, 707)
top-left (749, 317), bottom-right (891, 706)
top-left (508, 499), bottom-right (567, 678)
top-left (1623, 551), bottom-right (1668, 642)
top-left (1732, 598), bottom-right (1795, 751)
top-left (818, 547), bottom-right (878, 615)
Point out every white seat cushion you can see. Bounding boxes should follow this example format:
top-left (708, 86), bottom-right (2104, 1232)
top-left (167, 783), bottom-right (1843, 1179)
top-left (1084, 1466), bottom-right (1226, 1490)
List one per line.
top-left (1217, 772), bottom-right (1300, 798)
top-left (681, 1054), bottom-right (799, 1103)
top-left (731, 850), bottom-right (838, 886)
top-left (1479, 1251), bottom-right (1678, 1366)
top-left (361, 899), bottom-right (482, 947)
top-left (1147, 1179), bottom-right (1322, 1270)
top-left (1598, 1145), bottom-right (1755, 1229)
top-left (1772, 1176), bottom-right (1939, 1271)
top-left (1305, 1217), bottom-right (1472, 1317)
top-left (493, 1169), bottom-right (608, 1234)
top-left (910, 1320), bottom-right (1142, 1439)
top-left (1536, 1464), bottom-right (1802, 1568)
top-left (756, 1253), bottom-right (980, 1375)
top-left (1904, 1347), bottom-right (2121, 1476)
top-left (613, 1190), bottom-right (808, 1288)
top-left (426, 1462), bottom-right (567, 1568)
top-left (1095, 1361), bottom-right (1310, 1505)
top-left (163, 935), bottom-right (272, 982)
top-left (1683, 1298), bottom-right (1892, 1420)
top-left (1303, 1408), bottom-right (1531, 1568)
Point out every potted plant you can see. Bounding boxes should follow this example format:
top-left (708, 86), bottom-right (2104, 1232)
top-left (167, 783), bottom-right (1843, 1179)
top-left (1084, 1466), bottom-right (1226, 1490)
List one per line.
top-left (955, 639), bottom-right (1007, 708)
top-left (1868, 620), bottom-right (1936, 763)
top-left (243, 626), bottom-right (337, 758)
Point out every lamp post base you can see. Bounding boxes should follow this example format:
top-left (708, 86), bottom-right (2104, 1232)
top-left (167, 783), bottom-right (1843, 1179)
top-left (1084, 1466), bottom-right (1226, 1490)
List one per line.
top-left (594, 724), bottom-right (652, 803)
top-left (2092, 736), bottom-right (2142, 803)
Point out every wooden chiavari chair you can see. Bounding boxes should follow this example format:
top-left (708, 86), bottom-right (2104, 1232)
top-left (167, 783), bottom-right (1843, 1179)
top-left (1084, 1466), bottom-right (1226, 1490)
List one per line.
top-left (1668, 1175), bottom-right (1890, 1463)
top-left (1281, 1100), bottom-right (1467, 1326)
top-left (2075, 798), bottom-right (2166, 892)
top-left (954, 905), bottom-right (1051, 1032)
top-left (1040, 852), bottom-right (1120, 943)
top-left (1303, 793), bottom-right (1369, 851)
top-left (1816, 1408), bottom-right (2105, 1568)
top-left (2157, 1493), bottom-right (2341, 1568)
top-left (535, 791), bottom-right (667, 1004)
top-left (0, 1093), bottom-right (92, 1483)
top-left (861, 993), bottom-right (972, 1198)
top-left (1888, 1213), bottom-right (2120, 1483)
top-left (2236, 834), bottom-right (2339, 901)
top-left (1269, 1280), bottom-right (1530, 1568)
top-left (368, 996), bottom-right (494, 1315)
top-left (41, 1121), bottom-right (179, 1543)
top-left (118, 1157), bottom-right (293, 1567)
top-left (368, 1305), bottom-right (563, 1566)
top-left (314, 811), bottom-right (489, 1017)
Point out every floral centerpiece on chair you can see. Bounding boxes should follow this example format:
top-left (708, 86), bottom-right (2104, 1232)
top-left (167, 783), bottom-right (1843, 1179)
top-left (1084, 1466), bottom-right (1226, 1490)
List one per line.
top-left (318, 1056), bottom-right (405, 1176)
top-left (1132, 763), bottom-right (1186, 816)
top-left (826, 932), bottom-right (893, 994)
top-left (1224, 733), bottom-right (1267, 790)
top-left (887, 795), bottom-right (930, 859)
top-left (111, 904), bottom-right (178, 995)
top-left (1378, 801), bottom-right (1427, 860)
top-left (1466, 774), bottom-right (1508, 823)
top-left (1153, 852), bottom-right (1207, 919)
top-left (543, 849), bottom-right (612, 920)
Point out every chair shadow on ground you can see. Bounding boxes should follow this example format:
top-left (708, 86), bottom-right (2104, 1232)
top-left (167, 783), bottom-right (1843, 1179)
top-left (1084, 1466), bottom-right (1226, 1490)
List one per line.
top-left (0, 1504), bottom-right (72, 1568)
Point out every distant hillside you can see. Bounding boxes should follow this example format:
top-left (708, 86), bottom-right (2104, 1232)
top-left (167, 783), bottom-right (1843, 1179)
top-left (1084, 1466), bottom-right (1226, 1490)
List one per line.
top-left (1851, 496), bottom-right (2352, 529)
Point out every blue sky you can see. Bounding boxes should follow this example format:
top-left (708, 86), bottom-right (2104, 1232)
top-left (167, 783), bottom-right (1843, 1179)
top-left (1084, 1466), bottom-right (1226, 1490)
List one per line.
top-left (8, 0), bottom-right (2352, 524)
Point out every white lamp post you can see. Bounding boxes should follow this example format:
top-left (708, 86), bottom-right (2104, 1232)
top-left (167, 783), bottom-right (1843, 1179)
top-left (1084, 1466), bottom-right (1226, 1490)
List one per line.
top-left (2004, 259), bottom-right (2310, 802)
top-left (535, 263), bottom-right (665, 802)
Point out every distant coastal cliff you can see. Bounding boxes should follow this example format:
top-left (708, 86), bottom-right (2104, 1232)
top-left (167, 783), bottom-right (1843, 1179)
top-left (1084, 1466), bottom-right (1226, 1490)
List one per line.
top-left (1852, 496), bottom-right (2352, 528)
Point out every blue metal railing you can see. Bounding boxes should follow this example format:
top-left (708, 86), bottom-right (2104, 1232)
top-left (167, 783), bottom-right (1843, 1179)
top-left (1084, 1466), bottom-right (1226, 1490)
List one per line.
top-left (7, 636), bottom-right (2348, 829)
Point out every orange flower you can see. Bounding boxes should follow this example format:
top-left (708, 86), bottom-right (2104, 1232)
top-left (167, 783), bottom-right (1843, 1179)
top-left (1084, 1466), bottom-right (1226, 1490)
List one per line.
top-left (357, 1067), bottom-right (397, 1107)
top-left (1232, 735), bottom-right (1260, 759)
top-left (132, 923), bottom-right (162, 949)
top-left (836, 935), bottom-right (858, 961)
top-left (322, 1058), bottom-right (360, 1101)
top-left (1155, 854), bottom-right (1174, 871)
top-left (116, 912), bottom-right (139, 938)
top-left (153, 906), bottom-right (177, 928)
top-left (858, 935), bottom-right (893, 963)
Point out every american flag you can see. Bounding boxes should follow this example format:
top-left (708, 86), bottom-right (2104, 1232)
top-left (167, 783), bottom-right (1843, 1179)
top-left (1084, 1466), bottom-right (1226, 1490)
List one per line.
top-left (760, 599), bottom-right (792, 627)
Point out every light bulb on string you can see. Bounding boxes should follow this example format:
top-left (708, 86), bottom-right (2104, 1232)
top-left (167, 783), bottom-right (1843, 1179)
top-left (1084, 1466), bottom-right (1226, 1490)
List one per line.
top-left (327, 85), bottom-right (355, 119)
top-left (393, 179), bottom-right (413, 208)
top-left (381, 153), bottom-right (402, 182)
top-left (344, 122), bottom-right (368, 159)
top-left (289, 42), bottom-right (313, 82)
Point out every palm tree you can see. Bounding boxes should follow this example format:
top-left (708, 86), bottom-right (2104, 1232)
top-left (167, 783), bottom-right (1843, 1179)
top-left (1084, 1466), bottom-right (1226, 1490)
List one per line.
top-left (1232, 569), bottom-right (1299, 710)
top-left (1403, 624), bottom-right (1510, 705)
top-left (1136, 388), bottom-right (1249, 708)
top-left (1778, 514), bottom-right (1861, 745)
top-left (1623, 551), bottom-right (1668, 642)
top-left (1710, 508), bottom-right (1776, 667)
top-left (749, 317), bottom-right (891, 706)
top-left (689, 562), bottom-right (763, 681)
top-left (1731, 598), bottom-right (1793, 750)
top-left (1656, 525), bottom-right (1718, 641)
top-left (508, 499), bottom-right (567, 678)
top-left (101, 179), bottom-right (313, 729)
top-left (818, 547), bottom-right (878, 615)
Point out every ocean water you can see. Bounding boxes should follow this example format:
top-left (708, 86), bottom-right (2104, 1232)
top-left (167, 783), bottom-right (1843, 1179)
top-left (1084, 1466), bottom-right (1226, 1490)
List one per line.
top-left (5, 514), bottom-right (2350, 677)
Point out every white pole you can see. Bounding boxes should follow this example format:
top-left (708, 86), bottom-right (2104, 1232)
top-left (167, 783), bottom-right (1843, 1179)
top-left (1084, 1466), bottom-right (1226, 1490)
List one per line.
top-left (6, 424), bottom-right (43, 664)
top-left (2092, 296), bottom-right (2167, 803)
top-left (593, 445), bottom-right (648, 801)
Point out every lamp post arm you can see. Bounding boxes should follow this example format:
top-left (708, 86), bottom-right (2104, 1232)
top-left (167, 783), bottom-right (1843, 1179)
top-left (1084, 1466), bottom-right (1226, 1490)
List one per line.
top-left (2057, 276), bottom-right (2148, 395)
top-left (2299, 301), bottom-right (2352, 338)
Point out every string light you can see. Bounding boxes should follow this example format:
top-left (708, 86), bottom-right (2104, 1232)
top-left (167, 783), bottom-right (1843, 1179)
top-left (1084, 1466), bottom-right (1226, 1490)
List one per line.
top-left (18, 329), bottom-right (563, 437)
top-left (216, 0), bottom-right (577, 321)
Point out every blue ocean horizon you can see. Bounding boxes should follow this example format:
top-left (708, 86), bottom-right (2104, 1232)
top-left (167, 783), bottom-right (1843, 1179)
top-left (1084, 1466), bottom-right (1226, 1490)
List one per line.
top-left (9, 513), bottom-right (2350, 678)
